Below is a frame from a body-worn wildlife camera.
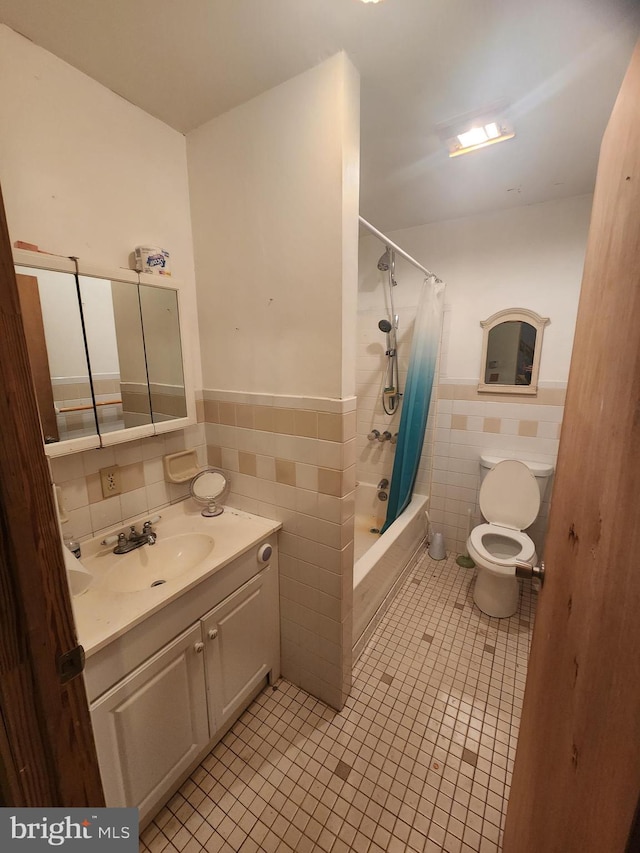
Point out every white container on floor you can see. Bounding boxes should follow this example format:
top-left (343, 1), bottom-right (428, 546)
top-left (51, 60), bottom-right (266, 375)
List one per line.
top-left (428, 532), bottom-right (446, 560)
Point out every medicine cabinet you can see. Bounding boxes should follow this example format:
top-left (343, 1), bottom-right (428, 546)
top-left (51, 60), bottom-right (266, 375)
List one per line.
top-left (14, 250), bottom-right (195, 456)
top-left (478, 308), bottom-right (549, 395)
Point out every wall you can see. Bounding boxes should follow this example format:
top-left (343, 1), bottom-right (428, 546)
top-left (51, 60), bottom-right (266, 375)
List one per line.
top-left (0, 24), bottom-right (202, 392)
top-left (0, 24), bottom-right (208, 537)
top-left (357, 194), bottom-right (593, 554)
top-left (188, 54), bottom-right (360, 709)
top-left (187, 52), bottom-right (359, 400)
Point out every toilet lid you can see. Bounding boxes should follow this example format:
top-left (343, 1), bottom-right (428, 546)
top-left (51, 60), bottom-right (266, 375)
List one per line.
top-left (480, 460), bottom-right (540, 530)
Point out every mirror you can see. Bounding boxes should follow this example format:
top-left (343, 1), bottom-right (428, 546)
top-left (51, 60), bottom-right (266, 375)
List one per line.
top-left (79, 275), bottom-right (153, 435)
top-left (15, 264), bottom-right (99, 447)
top-left (14, 251), bottom-right (195, 455)
top-left (478, 308), bottom-right (549, 395)
top-left (139, 284), bottom-right (187, 423)
top-left (190, 468), bottom-right (230, 517)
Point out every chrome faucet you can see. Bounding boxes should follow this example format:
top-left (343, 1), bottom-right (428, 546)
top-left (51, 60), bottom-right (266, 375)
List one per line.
top-left (102, 519), bottom-right (158, 554)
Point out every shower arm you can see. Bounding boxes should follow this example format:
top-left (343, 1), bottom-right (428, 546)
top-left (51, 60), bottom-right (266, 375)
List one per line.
top-left (359, 215), bottom-right (442, 282)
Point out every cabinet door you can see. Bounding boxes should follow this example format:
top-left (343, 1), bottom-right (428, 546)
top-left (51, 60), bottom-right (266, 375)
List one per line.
top-left (90, 623), bottom-right (209, 813)
top-left (203, 569), bottom-right (271, 732)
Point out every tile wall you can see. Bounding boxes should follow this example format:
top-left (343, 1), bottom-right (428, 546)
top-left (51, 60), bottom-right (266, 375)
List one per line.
top-left (355, 307), bottom-right (436, 500)
top-left (51, 388), bottom-right (356, 712)
top-left (203, 390), bottom-right (356, 711)
top-left (50, 398), bottom-right (207, 539)
top-left (431, 383), bottom-right (565, 556)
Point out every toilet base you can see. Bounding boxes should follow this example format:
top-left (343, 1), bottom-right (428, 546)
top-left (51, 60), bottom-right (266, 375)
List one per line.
top-left (473, 568), bottom-right (519, 618)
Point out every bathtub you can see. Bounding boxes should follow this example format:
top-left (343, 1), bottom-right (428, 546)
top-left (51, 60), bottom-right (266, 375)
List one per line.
top-left (352, 483), bottom-right (429, 661)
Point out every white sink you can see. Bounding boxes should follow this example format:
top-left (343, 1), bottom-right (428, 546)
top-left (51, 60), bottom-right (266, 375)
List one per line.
top-left (101, 533), bottom-right (215, 593)
top-left (63, 547), bottom-right (93, 597)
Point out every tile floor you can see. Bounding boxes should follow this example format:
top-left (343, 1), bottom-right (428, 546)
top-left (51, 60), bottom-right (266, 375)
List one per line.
top-left (140, 551), bottom-right (536, 853)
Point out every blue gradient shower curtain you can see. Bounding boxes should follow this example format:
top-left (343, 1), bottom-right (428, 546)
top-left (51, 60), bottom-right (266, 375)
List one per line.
top-left (381, 276), bottom-right (445, 533)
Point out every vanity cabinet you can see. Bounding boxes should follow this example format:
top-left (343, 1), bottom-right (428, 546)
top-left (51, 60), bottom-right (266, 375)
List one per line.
top-left (85, 541), bottom-right (279, 826)
top-left (90, 624), bottom-right (209, 817)
top-left (202, 571), bottom-right (271, 733)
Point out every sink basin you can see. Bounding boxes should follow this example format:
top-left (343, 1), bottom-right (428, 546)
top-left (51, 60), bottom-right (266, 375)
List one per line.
top-left (102, 533), bottom-right (215, 593)
top-left (63, 546), bottom-right (93, 597)
top-left (68, 565), bottom-right (93, 596)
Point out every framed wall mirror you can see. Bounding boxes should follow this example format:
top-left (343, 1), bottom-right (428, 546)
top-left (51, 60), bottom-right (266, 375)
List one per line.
top-left (15, 261), bottom-right (101, 454)
top-left (478, 308), bottom-right (549, 395)
top-left (139, 283), bottom-right (188, 429)
top-left (14, 250), bottom-right (195, 455)
top-left (79, 273), bottom-right (154, 441)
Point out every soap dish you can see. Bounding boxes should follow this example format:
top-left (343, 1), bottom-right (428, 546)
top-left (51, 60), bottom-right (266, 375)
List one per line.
top-left (163, 449), bottom-right (199, 484)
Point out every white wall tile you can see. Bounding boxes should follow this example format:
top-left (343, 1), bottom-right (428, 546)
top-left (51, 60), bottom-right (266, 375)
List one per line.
top-left (143, 457), bottom-right (165, 485)
top-left (146, 481), bottom-right (169, 510)
top-left (89, 495), bottom-right (122, 531)
top-left (60, 477), bottom-right (89, 512)
top-left (82, 447), bottom-right (116, 475)
top-left (62, 506), bottom-right (92, 539)
top-left (121, 487), bottom-right (149, 521)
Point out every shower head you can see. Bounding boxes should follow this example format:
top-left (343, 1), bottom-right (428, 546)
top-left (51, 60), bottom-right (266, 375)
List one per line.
top-left (377, 249), bottom-right (391, 271)
top-left (378, 319), bottom-right (392, 333)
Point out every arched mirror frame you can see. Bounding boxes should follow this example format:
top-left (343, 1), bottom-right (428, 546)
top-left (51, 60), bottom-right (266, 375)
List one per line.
top-left (478, 308), bottom-right (549, 395)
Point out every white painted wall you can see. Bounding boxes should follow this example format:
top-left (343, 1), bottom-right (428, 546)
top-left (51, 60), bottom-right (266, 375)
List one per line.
top-left (0, 25), bottom-right (202, 390)
top-left (187, 52), bottom-right (360, 399)
top-left (360, 194), bottom-right (593, 386)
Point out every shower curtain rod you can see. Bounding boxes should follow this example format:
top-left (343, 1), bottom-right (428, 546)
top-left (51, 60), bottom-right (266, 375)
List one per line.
top-left (359, 215), bottom-right (441, 281)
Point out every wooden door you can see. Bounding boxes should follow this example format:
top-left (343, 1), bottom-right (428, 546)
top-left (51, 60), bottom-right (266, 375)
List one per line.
top-left (503, 42), bottom-right (640, 852)
top-left (0, 184), bottom-right (104, 805)
top-left (15, 273), bottom-right (60, 443)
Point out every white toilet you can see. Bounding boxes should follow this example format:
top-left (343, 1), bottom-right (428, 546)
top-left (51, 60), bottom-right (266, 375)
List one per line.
top-left (467, 455), bottom-right (554, 618)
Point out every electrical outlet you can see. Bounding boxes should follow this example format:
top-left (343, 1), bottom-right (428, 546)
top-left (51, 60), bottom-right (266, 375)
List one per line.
top-left (100, 466), bottom-right (121, 499)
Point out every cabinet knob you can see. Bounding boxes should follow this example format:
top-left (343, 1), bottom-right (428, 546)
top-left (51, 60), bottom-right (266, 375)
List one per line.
top-left (208, 629), bottom-right (218, 640)
top-left (194, 641), bottom-right (205, 654)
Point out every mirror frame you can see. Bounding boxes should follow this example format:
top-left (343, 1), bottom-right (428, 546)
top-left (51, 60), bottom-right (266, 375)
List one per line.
top-left (190, 467), bottom-right (230, 517)
top-left (478, 307), bottom-right (549, 396)
top-left (13, 249), bottom-right (196, 455)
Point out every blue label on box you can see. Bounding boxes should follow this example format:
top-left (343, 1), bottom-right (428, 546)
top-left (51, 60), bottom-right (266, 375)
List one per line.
top-left (146, 253), bottom-right (166, 268)
top-left (0, 809), bottom-right (138, 850)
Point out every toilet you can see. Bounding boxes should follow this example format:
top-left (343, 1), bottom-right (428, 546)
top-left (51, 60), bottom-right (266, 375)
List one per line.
top-left (467, 455), bottom-right (554, 618)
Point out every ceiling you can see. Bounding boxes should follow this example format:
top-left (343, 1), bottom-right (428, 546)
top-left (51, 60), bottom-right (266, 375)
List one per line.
top-left (0, 0), bottom-right (638, 233)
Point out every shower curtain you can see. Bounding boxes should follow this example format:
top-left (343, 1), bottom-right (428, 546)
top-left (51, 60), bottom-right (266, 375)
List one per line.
top-left (381, 275), bottom-right (445, 533)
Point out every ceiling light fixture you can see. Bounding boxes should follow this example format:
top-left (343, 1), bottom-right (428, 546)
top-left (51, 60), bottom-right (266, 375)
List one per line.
top-left (359, 0), bottom-right (385, 4)
top-left (447, 120), bottom-right (515, 157)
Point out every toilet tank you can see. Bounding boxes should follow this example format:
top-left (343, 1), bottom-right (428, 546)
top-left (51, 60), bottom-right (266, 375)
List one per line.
top-left (479, 454), bottom-right (554, 501)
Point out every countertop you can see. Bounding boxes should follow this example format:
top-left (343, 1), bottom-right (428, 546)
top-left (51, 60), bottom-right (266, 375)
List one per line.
top-left (70, 501), bottom-right (281, 657)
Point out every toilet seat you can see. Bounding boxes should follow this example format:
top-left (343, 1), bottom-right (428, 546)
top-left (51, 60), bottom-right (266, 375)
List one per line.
top-left (479, 459), bottom-right (540, 530)
top-left (468, 523), bottom-right (536, 575)
top-left (470, 460), bottom-right (540, 576)
top-left (469, 459), bottom-right (544, 618)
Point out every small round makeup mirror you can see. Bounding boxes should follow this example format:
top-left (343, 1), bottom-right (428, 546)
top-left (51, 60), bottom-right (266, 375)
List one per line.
top-left (189, 467), bottom-right (230, 517)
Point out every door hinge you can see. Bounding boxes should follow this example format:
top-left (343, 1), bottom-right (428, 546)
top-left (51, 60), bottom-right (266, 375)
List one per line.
top-left (57, 644), bottom-right (85, 684)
